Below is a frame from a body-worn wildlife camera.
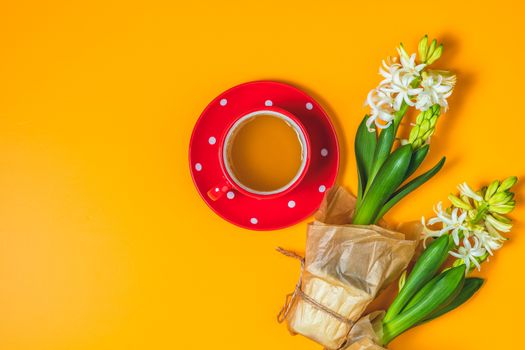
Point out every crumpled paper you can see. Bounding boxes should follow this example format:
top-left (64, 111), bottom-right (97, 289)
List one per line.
top-left (280, 186), bottom-right (418, 350)
top-left (343, 312), bottom-right (387, 350)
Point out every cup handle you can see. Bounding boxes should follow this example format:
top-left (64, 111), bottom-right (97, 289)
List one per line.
top-left (207, 180), bottom-right (232, 201)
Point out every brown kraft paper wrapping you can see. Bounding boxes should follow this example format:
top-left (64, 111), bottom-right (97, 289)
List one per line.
top-left (279, 187), bottom-right (418, 350)
top-left (343, 312), bottom-right (387, 350)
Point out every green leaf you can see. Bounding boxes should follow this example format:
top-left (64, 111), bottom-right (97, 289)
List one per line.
top-left (368, 123), bottom-right (396, 187)
top-left (365, 103), bottom-right (409, 194)
top-left (352, 144), bottom-right (412, 225)
top-left (402, 273), bottom-right (444, 311)
top-left (405, 144), bottom-right (429, 179)
top-left (404, 269), bottom-right (464, 316)
top-left (382, 265), bottom-right (466, 345)
top-left (420, 277), bottom-right (484, 323)
top-left (355, 116), bottom-right (377, 201)
top-left (383, 235), bottom-right (451, 323)
top-left (374, 157), bottom-right (445, 221)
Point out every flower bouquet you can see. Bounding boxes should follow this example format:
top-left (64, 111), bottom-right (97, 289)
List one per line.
top-left (279, 36), bottom-right (455, 349)
top-left (277, 35), bottom-right (518, 349)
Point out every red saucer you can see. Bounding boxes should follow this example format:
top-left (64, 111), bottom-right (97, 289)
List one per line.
top-left (189, 81), bottom-right (339, 230)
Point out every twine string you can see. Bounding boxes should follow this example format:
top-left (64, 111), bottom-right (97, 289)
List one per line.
top-left (275, 247), bottom-right (354, 326)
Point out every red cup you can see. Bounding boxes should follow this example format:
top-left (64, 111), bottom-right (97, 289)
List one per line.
top-left (207, 107), bottom-right (311, 201)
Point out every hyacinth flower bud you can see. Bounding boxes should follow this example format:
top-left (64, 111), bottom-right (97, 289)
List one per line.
top-left (448, 194), bottom-right (472, 210)
top-left (498, 176), bottom-right (518, 192)
top-left (417, 36), bottom-right (443, 65)
top-left (408, 104), bottom-right (441, 149)
top-left (481, 176), bottom-right (518, 215)
top-left (426, 44), bottom-right (443, 65)
top-left (484, 180), bottom-right (500, 200)
top-left (418, 35), bottom-right (429, 62)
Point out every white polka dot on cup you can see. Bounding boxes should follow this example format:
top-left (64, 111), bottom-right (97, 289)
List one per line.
top-left (321, 148), bottom-right (328, 157)
top-left (250, 217), bottom-right (258, 224)
top-left (220, 98), bottom-right (227, 106)
top-left (306, 102), bottom-right (313, 110)
top-left (319, 185), bottom-right (326, 193)
top-left (195, 163), bottom-right (202, 171)
top-left (288, 200), bottom-right (296, 208)
top-left (208, 136), bottom-right (216, 145)
top-left (226, 191), bottom-right (235, 200)
top-left (265, 100), bottom-right (273, 106)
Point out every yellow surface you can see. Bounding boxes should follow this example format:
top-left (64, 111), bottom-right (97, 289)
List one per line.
top-left (0, 1), bottom-right (523, 349)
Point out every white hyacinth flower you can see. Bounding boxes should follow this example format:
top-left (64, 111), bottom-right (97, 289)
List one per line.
top-left (365, 88), bottom-right (396, 131)
top-left (397, 45), bottom-right (426, 79)
top-left (473, 230), bottom-right (503, 256)
top-left (421, 216), bottom-right (445, 247)
top-left (485, 214), bottom-right (512, 232)
top-left (379, 57), bottom-right (401, 86)
top-left (484, 220), bottom-right (509, 241)
top-left (430, 70), bottom-right (457, 86)
top-left (449, 237), bottom-right (486, 273)
top-left (414, 90), bottom-right (433, 111)
top-left (416, 71), bottom-right (455, 111)
top-left (382, 71), bottom-right (422, 110)
top-left (446, 208), bottom-right (469, 245)
top-left (458, 182), bottom-right (483, 202)
top-left (432, 203), bottom-right (469, 245)
top-left (364, 39), bottom-right (455, 135)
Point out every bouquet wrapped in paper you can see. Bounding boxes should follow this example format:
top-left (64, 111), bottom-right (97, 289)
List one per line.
top-left (278, 187), bottom-right (417, 349)
top-left (278, 35), bottom-right (460, 349)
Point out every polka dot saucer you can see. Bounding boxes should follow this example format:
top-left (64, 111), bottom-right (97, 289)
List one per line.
top-left (189, 81), bottom-right (339, 230)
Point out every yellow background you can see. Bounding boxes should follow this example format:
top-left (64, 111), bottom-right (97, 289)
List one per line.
top-left (0, 1), bottom-right (524, 349)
